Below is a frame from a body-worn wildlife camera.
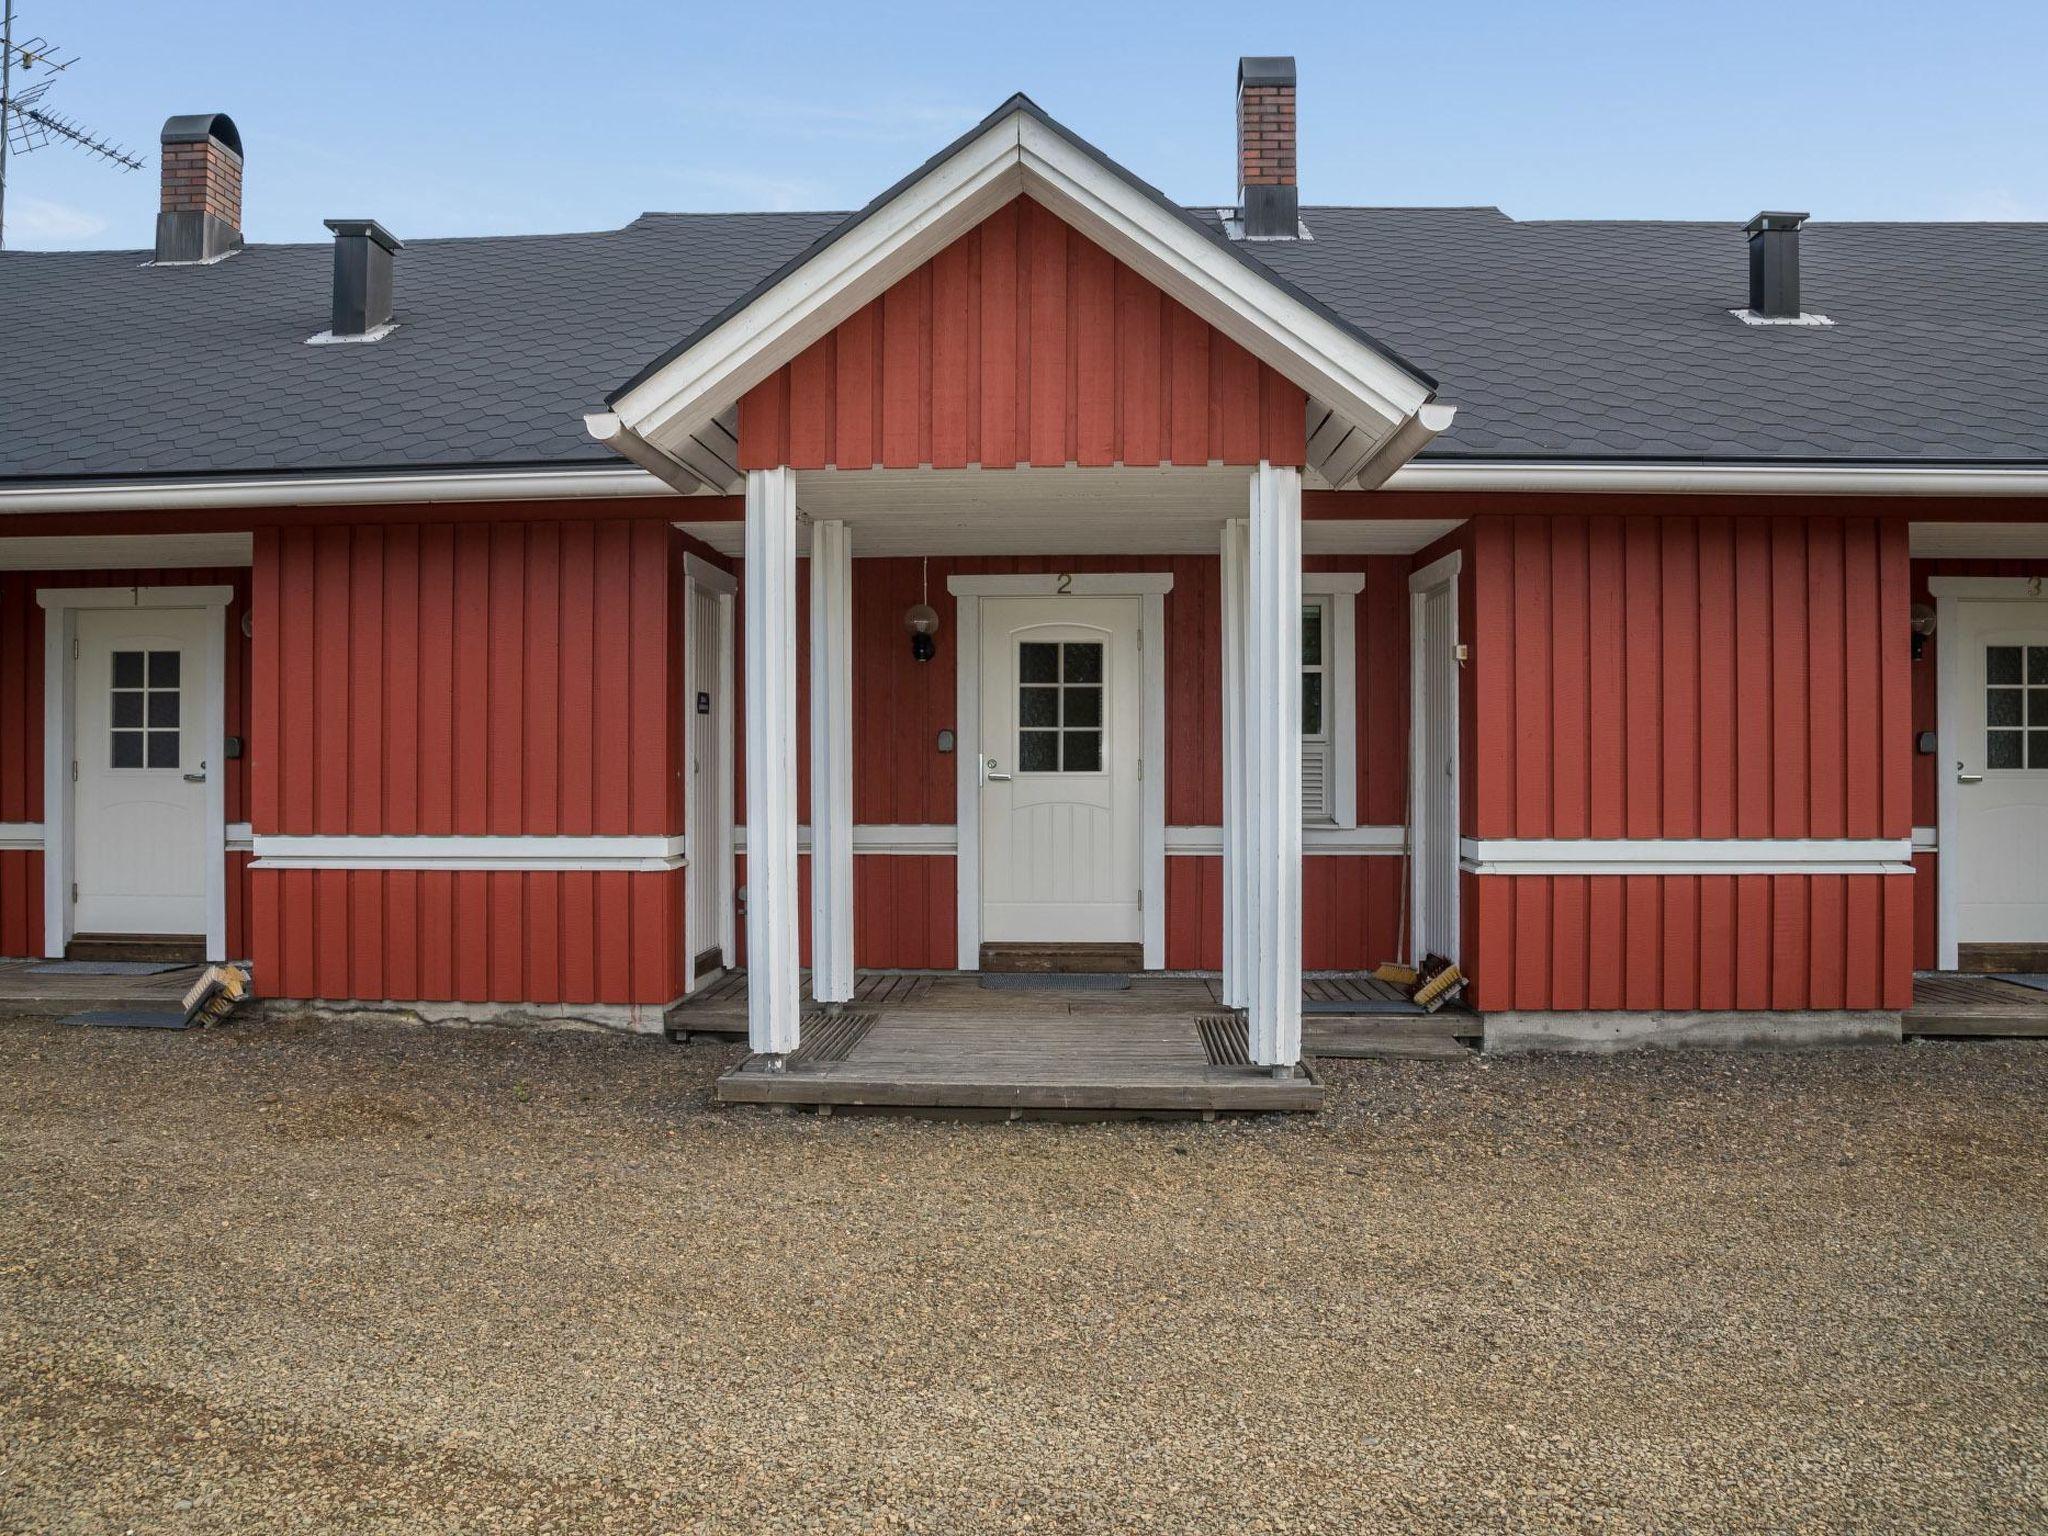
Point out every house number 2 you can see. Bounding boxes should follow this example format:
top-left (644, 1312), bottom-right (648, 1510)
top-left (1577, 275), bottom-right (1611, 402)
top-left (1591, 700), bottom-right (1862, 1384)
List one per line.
top-left (1055, 573), bottom-right (1072, 594)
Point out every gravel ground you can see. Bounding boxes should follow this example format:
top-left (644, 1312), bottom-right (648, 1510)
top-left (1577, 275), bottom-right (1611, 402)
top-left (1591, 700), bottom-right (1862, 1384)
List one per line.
top-left (1, 1012), bottom-right (2043, 1535)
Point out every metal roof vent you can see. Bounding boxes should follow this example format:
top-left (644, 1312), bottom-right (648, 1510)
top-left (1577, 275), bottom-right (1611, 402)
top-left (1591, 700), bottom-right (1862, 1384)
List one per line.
top-left (1732, 211), bottom-right (1832, 327)
top-left (308, 219), bottom-right (402, 343)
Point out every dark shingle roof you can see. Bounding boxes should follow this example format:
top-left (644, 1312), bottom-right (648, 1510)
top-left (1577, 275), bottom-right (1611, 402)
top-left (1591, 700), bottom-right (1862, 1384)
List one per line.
top-left (5, 203), bottom-right (2046, 481)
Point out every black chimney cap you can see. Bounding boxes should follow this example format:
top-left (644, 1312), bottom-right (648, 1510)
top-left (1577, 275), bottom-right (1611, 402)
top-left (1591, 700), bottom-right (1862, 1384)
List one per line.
top-left (1237, 56), bottom-right (1296, 88)
top-left (323, 218), bottom-right (403, 253)
top-left (1744, 210), bottom-right (1809, 235)
top-left (160, 112), bottom-right (242, 156)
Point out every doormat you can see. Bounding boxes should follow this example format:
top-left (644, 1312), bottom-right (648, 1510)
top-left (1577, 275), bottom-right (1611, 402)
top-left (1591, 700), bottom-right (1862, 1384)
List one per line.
top-left (979, 973), bottom-right (1131, 992)
top-left (67, 1007), bottom-right (196, 1030)
top-left (30, 961), bottom-right (187, 976)
top-left (1992, 973), bottom-right (2048, 993)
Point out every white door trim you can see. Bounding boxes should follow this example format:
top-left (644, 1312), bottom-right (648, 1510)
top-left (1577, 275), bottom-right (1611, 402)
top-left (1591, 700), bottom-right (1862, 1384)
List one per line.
top-left (1929, 574), bottom-right (2048, 968)
top-left (949, 571), bottom-right (1172, 969)
top-left (1408, 550), bottom-right (1462, 966)
top-left (38, 584), bottom-right (234, 960)
top-left (682, 553), bottom-right (738, 992)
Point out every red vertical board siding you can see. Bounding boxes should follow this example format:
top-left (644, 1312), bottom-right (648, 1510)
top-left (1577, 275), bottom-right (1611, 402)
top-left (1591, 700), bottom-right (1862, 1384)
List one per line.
top-left (739, 197), bottom-right (1305, 471)
top-left (247, 523), bottom-right (689, 1004)
top-left (1462, 512), bottom-right (1914, 1013)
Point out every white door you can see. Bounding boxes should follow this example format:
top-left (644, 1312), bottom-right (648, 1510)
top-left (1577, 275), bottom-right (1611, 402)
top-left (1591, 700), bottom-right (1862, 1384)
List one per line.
top-left (686, 575), bottom-right (732, 981)
top-left (1410, 567), bottom-right (1459, 964)
top-left (1950, 603), bottom-right (2048, 948)
top-left (72, 608), bottom-right (213, 937)
top-left (978, 596), bottom-right (1141, 944)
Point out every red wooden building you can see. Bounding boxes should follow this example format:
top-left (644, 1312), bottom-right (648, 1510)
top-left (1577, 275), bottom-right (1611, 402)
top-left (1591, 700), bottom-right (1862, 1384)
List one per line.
top-left (5, 61), bottom-right (2047, 1064)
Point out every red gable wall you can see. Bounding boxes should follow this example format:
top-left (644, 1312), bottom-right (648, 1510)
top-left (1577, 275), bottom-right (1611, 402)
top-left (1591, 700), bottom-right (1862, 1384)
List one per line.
top-left (738, 196), bottom-right (1307, 472)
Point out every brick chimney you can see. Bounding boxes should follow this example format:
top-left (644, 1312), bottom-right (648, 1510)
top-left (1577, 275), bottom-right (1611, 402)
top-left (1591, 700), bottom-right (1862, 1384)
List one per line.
top-left (1237, 56), bottom-right (1297, 239)
top-left (156, 113), bottom-right (243, 264)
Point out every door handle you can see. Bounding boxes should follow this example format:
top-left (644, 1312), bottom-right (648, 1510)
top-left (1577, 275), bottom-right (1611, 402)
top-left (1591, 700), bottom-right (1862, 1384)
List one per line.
top-left (1957, 771), bottom-right (1984, 784)
top-left (981, 754), bottom-right (1013, 784)
top-left (184, 760), bottom-right (208, 784)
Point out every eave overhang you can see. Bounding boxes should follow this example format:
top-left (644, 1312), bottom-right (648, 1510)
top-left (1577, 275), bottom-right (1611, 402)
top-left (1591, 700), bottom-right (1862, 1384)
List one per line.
top-left (589, 95), bottom-right (1450, 490)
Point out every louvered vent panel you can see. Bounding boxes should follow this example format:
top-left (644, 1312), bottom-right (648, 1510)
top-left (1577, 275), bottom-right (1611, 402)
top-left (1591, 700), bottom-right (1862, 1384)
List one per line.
top-left (1302, 741), bottom-right (1331, 821)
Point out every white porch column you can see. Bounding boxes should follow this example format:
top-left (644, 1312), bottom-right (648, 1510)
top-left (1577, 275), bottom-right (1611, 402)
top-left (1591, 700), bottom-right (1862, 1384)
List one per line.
top-left (1245, 463), bottom-right (1303, 1068)
top-left (1220, 518), bottom-right (1250, 1010)
top-left (744, 467), bottom-right (803, 1057)
top-left (808, 519), bottom-right (856, 1004)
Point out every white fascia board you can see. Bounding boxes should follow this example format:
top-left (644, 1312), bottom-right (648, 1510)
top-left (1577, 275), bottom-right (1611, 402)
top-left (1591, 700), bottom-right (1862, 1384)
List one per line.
top-left (612, 117), bottom-right (1026, 449)
top-left (0, 466), bottom-right (681, 515)
top-left (1387, 461), bottom-right (2048, 497)
top-left (583, 412), bottom-right (725, 495)
top-left (250, 834), bottom-right (686, 872)
top-left (605, 107), bottom-right (1435, 463)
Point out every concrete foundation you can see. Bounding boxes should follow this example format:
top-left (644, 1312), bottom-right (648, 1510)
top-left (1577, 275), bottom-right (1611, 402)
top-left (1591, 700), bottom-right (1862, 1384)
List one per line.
top-left (1482, 1009), bottom-right (1902, 1056)
top-left (246, 996), bottom-right (677, 1036)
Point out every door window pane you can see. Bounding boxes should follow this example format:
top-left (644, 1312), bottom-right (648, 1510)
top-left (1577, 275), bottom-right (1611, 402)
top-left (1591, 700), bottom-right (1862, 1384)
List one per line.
top-left (1019, 643), bottom-right (1059, 683)
top-left (1020, 686), bottom-right (1059, 727)
top-left (109, 649), bottom-right (180, 771)
top-left (1015, 640), bottom-right (1108, 773)
top-left (1302, 673), bottom-right (1324, 736)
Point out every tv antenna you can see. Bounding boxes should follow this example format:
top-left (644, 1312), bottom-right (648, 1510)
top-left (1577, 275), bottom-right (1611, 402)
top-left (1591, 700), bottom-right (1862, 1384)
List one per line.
top-left (1, 2), bottom-right (144, 250)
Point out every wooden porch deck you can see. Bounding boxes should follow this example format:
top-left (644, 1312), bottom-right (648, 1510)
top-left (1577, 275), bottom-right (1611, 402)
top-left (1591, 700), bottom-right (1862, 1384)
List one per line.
top-left (709, 975), bottom-right (1335, 1115)
top-left (1905, 974), bottom-right (2048, 1036)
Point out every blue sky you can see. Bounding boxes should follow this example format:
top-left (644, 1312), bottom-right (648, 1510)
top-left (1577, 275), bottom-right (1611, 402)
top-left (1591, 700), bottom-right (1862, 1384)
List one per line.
top-left (4, 0), bottom-right (2044, 249)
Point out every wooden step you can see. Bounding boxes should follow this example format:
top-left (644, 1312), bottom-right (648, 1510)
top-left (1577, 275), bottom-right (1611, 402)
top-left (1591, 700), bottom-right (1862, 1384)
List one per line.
top-left (1305, 1027), bottom-right (1474, 1060)
top-left (66, 933), bottom-right (205, 965)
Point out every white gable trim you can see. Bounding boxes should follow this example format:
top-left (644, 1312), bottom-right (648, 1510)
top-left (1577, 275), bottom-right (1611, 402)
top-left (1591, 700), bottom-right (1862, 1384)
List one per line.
top-left (599, 106), bottom-right (1442, 486)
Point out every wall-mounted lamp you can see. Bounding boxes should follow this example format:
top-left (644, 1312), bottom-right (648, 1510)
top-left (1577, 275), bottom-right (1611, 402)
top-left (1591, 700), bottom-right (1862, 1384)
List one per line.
top-left (905, 557), bottom-right (940, 662)
top-left (905, 602), bottom-right (939, 661)
top-left (1911, 602), bottom-right (1936, 661)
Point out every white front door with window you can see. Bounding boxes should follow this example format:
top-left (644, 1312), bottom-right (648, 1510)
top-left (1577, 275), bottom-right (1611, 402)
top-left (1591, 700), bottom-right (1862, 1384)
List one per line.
top-left (72, 607), bottom-right (214, 937)
top-left (1949, 601), bottom-right (2048, 949)
top-left (977, 595), bottom-right (1142, 943)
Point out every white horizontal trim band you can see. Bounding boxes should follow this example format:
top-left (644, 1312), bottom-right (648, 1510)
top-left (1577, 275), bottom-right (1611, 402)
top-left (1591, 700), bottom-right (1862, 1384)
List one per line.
top-left (0, 821), bottom-right (43, 853)
top-left (250, 834), bottom-right (686, 872)
top-left (1461, 836), bottom-right (1914, 876)
top-left (10, 460), bottom-right (2042, 518)
top-left (730, 823), bottom-right (1412, 855)
top-left (735, 824), bottom-right (957, 855)
top-left (1912, 826), bottom-right (1937, 853)
top-left (1388, 461), bottom-right (2048, 498)
top-left (1166, 823), bottom-right (1405, 854)
top-left (0, 820), bottom-right (253, 854)
top-left (0, 466), bottom-right (681, 515)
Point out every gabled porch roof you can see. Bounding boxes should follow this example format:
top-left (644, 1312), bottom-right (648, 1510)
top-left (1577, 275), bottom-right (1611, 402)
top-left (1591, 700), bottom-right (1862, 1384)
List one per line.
top-left (588, 94), bottom-right (1453, 494)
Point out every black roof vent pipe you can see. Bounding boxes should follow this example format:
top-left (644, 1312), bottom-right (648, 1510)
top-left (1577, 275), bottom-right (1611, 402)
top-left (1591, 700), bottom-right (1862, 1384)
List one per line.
top-left (317, 218), bottom-right (403, 342)
top-left (1745, 210), bottom-right (1809, 319)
